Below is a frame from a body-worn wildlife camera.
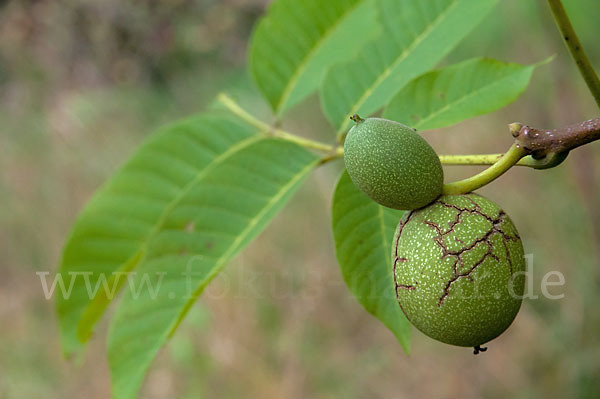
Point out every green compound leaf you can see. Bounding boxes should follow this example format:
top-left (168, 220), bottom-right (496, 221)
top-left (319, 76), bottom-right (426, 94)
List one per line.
top-left (383, 58), bottom-right (538, 130)
top-left (248, 0), bottom-right (379, 115)
top-left (55, 113), bottom-right (319, 398)
top-left (331, 170), bottom-right (410, 352)
top-left (320, 0), bottom-right (499, 133)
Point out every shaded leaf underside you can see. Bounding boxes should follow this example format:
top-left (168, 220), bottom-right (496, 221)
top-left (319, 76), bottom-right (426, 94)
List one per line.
top-left (331, 171), bottom-right (410, 352)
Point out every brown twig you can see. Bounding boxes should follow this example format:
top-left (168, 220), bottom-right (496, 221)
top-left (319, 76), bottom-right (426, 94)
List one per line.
top-left (511, 118), bottom-right (600, 158)
top-left (443, 118), bottom-right (600, 194)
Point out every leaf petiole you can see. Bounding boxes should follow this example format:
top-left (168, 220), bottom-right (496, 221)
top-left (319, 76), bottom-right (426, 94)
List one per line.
top-left (441, 143), bottom-right (527, 195)
top-left (217, 93), bottom-right (335, 153)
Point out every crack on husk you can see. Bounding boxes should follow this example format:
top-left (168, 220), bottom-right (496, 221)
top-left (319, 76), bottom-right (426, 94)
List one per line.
top-left (422, 198), bottom-right (520, 307)
top-left (393, 211), bottom-right (414, 301)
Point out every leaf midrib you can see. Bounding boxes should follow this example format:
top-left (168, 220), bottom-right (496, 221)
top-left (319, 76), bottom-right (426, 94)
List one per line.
top-left (413, 65), bottom-right (531, 129)
top-left (77, 132), bottom-right (265, 338)
top-left (338, 0), bottom-right (460, 133)
top-left (140, 134), bottom-right (265, 253)
top-left (108, 148), bottom-right (318, 399)
top-left (275, 0), bottom-right (367, 114)
top-left (168, 157), bottom-right (320, 334)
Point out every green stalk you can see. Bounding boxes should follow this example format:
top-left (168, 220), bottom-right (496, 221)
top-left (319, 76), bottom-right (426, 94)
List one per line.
top-left (216, 94), bottom-right (567, 183)
top-left (324, 147), bottom-right (556, 168)
top-left (547, 0), bottom-right (600, 110)
top-left (217, 93), bottom-right (335, 153)
top-left (438, 154), bottom-right (504, 165)
top-left (442, 144), bottom-right (527, 195)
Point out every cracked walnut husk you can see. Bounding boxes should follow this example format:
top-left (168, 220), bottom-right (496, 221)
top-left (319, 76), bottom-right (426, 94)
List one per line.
top-left (392, 193), bottom-right (525, 348)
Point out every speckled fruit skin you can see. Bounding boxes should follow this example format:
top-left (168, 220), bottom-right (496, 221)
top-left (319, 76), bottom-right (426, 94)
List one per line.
top-left (343, 117), bottom-right (443, 210)
top-left (392, 193), bottom-right (525, 347)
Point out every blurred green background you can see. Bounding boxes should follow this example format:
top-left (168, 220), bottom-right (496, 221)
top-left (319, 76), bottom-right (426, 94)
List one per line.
top-left (1, 0), bottom-right (600, 397)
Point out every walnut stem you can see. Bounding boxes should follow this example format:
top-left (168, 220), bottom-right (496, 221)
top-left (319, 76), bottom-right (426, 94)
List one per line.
top-left (511, 118), bottom-right (600, 157)
top-left (442, 117), bottom-right (600, 194)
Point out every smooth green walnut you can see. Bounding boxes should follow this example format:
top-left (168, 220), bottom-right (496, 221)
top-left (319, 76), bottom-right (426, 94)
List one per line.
top-left (343, 116), bottom-right (443, 210)
top-left (392, 193), bottom-right (525, 350)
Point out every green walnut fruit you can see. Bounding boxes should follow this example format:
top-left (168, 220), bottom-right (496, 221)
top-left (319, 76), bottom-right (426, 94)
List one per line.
top-left (392, 193), bottom-right (525, 350)
top-left (343, 116), bottom-right (443, 210)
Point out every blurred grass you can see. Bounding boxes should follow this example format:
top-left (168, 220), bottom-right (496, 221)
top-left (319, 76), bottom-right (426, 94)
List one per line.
top-left (1, 0), bottom-right (600, 398)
